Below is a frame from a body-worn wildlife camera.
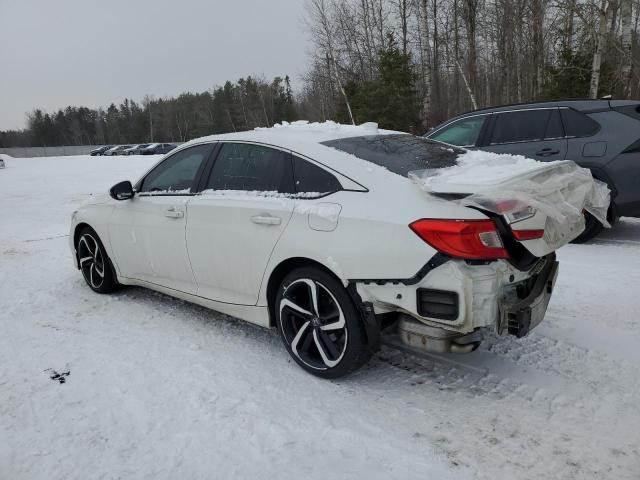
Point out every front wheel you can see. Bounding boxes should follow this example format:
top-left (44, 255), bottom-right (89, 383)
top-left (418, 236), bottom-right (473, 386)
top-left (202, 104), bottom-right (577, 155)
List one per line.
top-left (76, 227), bottom-right (119, 293)
top-left (275, 267), bottom-right (371, 378)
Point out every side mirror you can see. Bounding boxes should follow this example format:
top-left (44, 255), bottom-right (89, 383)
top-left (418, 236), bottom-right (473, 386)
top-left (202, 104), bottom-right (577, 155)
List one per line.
top-left (109, 180), bottom-right (134, 200)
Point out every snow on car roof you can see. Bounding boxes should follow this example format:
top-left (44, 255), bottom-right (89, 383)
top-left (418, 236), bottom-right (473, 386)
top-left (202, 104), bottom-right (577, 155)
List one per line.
top-left (183, 121), bottom-right (403, 149)
top-left (176, 121), bottom-right (415, 188)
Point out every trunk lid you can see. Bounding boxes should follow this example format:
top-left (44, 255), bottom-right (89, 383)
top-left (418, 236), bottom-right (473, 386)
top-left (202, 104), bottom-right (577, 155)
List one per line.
top-left (409, 151), bottom-right (610, 258)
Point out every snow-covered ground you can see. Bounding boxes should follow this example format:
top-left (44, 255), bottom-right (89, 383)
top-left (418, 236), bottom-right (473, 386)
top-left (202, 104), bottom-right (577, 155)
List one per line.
top-left (1, 155), bottom-right (639, 479)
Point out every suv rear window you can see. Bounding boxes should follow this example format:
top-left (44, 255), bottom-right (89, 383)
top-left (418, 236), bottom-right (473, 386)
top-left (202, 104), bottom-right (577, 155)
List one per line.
top-left (321, 134), bottom-right (462, 177)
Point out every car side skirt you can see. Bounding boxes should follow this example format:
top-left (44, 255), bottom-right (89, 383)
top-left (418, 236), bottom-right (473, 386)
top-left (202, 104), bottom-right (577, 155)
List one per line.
top-left (118, 276), bottom-right (271, 327)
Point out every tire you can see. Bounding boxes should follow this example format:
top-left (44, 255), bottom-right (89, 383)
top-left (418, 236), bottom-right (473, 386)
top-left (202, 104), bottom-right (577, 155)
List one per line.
top-left (76, 227), bottom-right (119, 293)
top-left (275, 267), bottom-right (371, 378)
top-left (571, 212), bottom-right (604, 243)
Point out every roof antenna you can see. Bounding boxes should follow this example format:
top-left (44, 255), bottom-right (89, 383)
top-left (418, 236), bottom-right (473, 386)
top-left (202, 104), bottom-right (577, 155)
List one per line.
top-left (600, 94), bottom-right (612, 99)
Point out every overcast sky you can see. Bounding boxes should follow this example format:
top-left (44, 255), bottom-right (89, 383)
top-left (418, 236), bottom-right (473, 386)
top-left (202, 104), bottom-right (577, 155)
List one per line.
top-left (0, 0), bottom-right (309, 130)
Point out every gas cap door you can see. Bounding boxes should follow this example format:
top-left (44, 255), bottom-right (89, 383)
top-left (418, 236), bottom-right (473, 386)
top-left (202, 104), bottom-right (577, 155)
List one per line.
top-left (307, 203), bottom-right (342, 232)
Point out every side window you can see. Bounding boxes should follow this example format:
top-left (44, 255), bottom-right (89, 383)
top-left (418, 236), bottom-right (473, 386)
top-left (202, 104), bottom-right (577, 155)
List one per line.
top-left (560, 108), bottom-right (600, 137)
top-left (205, 143), bottom-right (294, 193)
top-left (430, 116), bottom-right (486, 147)
top-left (544, 109), bottom-right (564, 139)
top-left (139, 144), bottom-right (213, 193)
top-left (490, 109), bottom-right (550, 144)
top-left (293, 156), bottom-right (342, 195)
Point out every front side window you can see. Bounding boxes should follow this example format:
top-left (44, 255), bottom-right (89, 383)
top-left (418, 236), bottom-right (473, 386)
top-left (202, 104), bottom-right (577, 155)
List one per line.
top-left (490, 109), bottom-right (550, 144)
top-left (204, 143), bottom-right (294, 193)
top-left (429, 116), bottom-right (486, 147)
top-left (139, 144), bottom-right (213, 193)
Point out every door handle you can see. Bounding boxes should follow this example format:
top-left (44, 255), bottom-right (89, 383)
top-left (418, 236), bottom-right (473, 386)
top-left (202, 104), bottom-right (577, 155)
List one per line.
top-left (251, 214), bottom-right (281, 225)
top-left (164, 208), bottom-right (184, 218)
top-left (535, 148), bottom-right (560, 157)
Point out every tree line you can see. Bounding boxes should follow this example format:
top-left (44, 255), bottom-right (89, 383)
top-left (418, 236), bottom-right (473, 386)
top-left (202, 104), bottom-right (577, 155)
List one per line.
top-left (1, 0), bottom-right (638, 147)
top-left (0, 76), bottom-right (297, 148)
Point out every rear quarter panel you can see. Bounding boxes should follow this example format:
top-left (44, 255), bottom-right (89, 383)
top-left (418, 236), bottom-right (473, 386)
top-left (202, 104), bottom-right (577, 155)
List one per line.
top-left (257, 170), bottom-right (488, 306)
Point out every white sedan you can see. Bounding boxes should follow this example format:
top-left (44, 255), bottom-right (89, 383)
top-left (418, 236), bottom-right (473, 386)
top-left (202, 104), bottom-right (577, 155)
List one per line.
top-left (70, 121), bottom-right (595, 377)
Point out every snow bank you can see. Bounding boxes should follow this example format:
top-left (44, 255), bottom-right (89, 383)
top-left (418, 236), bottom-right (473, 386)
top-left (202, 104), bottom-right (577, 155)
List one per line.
top-left (0, 153), bottom-right (12, 168)
top-left (409, 151), bottom-right (611, 238)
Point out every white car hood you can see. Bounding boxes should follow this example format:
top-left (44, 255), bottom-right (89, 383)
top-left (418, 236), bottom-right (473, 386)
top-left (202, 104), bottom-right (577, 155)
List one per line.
top-left (80, 192), bottom-right (112, 207)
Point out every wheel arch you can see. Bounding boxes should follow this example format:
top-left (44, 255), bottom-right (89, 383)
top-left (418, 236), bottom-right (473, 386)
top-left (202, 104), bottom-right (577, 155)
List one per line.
top-left (265, 256), bottom-right (380, 354)
top-left (73, 222), bottom-right (119, 281)
top-left (265, 257), bottom-right (343, 328)
top-left (73, 222), bottom-right (92, 254)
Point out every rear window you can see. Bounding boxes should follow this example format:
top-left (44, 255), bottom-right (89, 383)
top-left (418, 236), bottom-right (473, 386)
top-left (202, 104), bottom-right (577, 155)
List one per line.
top-left (321, 134), bottom-right (462, 177)
top-left (560, 108), bottom-right (600, 137)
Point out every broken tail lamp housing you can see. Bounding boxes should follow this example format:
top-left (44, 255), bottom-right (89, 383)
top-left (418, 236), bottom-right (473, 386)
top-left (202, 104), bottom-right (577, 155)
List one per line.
top-left (493, 200), bottom-right (545, 241)
top-left (490, 199), bottom-right (537, 224)
top-left (410, 219), bottom-right (509, 260)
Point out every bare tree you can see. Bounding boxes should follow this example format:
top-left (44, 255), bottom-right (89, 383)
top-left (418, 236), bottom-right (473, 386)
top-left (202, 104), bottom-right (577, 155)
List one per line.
top-left (590, 0), bottom-right (611, 98)
top-left (418, 0), bottom-right (433, 125)
top-left (621, 0), bottom-right (633, 97)
top-left (308, 0), bottom-right (356, 124)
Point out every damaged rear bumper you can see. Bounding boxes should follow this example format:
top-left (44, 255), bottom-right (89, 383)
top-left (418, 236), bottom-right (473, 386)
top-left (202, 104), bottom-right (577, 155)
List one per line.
top-left (354, 253), bottom-right (558, 342)
top-left (499, 255), bottom-right (558, 338)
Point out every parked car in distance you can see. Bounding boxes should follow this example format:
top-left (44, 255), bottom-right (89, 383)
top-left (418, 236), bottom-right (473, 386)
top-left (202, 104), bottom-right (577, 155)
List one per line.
top-left (69, 123), bottom-right (595, 377)
top-left (425, 98), bottom-right (640, 241)
top-left (89, 145), bottom-right (114, 156)
top-left (140, 143), bottom-right (176, 155)
top-left (103, 145), bottom-right (133, 156)
top-left (122, 144), bottom-right (151, 155)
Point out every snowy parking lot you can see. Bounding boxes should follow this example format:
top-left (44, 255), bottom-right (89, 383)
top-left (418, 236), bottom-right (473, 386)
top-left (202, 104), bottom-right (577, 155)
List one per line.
top-left (1, 154), bottom-right (639, 479)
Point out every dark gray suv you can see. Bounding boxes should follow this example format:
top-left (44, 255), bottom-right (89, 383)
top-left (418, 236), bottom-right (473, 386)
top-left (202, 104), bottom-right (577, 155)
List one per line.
top-left (426, 99), bottom-right (640, 241)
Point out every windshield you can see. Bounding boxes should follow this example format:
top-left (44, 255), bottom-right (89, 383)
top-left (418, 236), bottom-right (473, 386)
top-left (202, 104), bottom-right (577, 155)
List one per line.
top-left (321, 134), bottom-right (463, 177)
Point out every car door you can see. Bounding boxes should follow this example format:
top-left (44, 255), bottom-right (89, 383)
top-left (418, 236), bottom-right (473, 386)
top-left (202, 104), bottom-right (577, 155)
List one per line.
top-left (108, 143), bottom-right (214, 294)
top-left (186, 142), bottom-right (296, 305)
top-left (481, 108), bottom-right (568, 161)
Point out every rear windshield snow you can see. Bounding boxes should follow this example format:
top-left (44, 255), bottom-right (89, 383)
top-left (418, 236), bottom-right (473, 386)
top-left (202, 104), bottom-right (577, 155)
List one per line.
top-left (321, 134), bottom-right (463, 177)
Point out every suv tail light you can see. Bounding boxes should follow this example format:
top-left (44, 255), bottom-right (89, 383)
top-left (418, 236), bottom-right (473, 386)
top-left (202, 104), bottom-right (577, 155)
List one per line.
top-left (409, 219), bottom-right (509, 260)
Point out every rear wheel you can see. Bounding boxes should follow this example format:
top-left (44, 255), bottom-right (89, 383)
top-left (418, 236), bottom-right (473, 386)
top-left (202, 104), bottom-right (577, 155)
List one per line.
top-left (275, 267), bottom-right (371, 378)
top-left (76, 227), bottom-right (119, 293)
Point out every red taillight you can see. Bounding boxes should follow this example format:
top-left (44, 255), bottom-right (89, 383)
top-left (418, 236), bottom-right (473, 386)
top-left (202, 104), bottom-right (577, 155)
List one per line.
top-left (511, 229), bottom-right (544, 241)
top-left (409, 219), bottom-right (510, 260)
